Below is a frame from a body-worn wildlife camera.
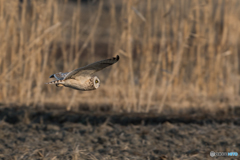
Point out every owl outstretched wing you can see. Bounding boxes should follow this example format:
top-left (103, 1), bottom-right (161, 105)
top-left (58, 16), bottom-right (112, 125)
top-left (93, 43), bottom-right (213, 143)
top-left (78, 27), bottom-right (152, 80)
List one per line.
top-left (64, 55), bottom-right (119, 80)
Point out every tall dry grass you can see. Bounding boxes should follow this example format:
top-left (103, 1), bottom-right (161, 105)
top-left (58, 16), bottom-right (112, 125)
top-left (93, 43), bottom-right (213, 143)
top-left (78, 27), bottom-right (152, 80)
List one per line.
top-left (0, 0), bottom-right (239, 113)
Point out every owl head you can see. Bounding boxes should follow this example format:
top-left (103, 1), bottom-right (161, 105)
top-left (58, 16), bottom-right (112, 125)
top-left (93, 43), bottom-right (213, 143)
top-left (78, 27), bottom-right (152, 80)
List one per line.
top-left (91, 76), bottom-right (100, 89)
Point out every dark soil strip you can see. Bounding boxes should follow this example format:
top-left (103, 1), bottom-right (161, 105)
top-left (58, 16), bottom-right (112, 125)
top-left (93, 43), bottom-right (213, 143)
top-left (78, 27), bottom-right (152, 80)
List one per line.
top-left (0, 106), bottom-right (240, 126)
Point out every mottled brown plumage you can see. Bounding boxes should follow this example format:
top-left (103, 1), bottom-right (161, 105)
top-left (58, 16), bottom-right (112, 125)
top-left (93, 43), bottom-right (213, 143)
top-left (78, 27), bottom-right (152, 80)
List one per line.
top-left (46, 55), bottom-right (119, 91)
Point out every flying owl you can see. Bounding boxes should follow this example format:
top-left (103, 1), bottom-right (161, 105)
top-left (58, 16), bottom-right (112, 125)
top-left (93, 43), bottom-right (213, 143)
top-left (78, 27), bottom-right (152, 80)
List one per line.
top-left (46, 55), bottom-right (119, 91)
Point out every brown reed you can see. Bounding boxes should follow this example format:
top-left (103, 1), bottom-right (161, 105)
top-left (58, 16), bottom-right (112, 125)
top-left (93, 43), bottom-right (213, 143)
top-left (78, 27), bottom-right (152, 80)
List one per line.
top-left (0, 0), bottom-right (239, 113)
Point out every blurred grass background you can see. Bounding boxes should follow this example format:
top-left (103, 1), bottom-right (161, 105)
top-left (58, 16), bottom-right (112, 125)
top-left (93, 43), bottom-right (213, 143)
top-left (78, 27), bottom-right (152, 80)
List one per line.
top-left (0, 0), bottom-right (239, 113)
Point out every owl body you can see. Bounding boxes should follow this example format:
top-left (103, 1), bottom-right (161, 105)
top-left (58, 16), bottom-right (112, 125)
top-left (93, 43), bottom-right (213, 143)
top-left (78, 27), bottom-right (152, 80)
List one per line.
top-left (46, 55), bottom-right (119, 91)
top-left (64, 76), bottom-right (100, 91)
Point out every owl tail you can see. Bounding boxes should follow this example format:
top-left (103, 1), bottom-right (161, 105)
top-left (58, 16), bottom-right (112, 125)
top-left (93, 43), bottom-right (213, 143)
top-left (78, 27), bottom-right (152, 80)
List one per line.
top-left (45, 79), bottom-right (65, 85)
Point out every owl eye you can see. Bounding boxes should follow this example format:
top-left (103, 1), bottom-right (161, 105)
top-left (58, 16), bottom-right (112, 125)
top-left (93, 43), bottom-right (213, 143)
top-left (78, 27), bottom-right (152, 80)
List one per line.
top-left (95, 80), bottom-right (98, 83)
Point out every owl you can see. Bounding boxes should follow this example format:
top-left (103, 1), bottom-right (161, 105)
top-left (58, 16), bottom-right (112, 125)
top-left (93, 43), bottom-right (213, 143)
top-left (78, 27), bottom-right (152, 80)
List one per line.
top-left (46, 55), bottom-right (119, 91)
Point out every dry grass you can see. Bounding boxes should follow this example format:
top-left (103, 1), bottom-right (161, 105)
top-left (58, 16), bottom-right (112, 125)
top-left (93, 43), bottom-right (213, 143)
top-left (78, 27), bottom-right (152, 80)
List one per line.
top-left (0, 0), bottom-right (240, 113)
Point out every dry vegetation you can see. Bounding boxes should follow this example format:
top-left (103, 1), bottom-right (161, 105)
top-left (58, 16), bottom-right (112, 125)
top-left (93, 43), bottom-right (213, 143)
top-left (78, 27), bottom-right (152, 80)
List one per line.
top-left (0, 0), bottom-right (240, 113)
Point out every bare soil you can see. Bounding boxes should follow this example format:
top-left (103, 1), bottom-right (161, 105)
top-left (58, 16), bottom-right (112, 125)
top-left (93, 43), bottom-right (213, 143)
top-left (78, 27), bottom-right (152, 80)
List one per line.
top-left (0, 106), bottom-right (239, 160)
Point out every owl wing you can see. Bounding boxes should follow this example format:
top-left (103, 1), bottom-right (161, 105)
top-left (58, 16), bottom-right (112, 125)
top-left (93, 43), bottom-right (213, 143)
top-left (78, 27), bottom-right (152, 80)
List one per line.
top-left (64, 55), bottom-right (119, 80)
top-left (49, 72), bottom-right (69, 80)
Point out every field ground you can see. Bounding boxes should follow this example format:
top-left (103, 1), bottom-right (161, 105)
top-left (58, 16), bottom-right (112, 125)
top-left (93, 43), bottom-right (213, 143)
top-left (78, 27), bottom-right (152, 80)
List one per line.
top-left (0, 106), bottom-right (239, 160)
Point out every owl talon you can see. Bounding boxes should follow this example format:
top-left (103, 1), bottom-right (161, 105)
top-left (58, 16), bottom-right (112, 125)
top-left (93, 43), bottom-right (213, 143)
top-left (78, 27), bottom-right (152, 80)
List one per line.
top-left (56, 84), bottom-right (64, 87)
